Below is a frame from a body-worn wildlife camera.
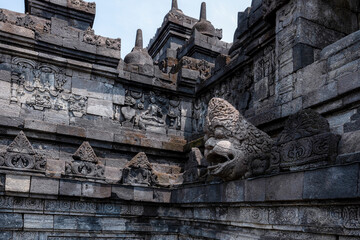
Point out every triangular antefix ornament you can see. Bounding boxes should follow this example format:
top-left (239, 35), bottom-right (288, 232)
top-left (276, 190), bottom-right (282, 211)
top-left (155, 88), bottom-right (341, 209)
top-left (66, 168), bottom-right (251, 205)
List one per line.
top-left (72, 141), bottom-right (98, 163)
top-left (7, 131), bottom-right (35, 155)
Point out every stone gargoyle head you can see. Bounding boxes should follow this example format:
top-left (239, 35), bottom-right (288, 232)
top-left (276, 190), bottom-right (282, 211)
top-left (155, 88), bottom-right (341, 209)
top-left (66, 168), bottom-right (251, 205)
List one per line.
top-left (204, 98), bottom-right (273, 181)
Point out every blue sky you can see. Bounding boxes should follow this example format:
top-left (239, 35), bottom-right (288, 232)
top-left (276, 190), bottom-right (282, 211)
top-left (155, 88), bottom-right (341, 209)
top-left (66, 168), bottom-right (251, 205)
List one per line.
top-left (0, 0), bottom-right (252, 58)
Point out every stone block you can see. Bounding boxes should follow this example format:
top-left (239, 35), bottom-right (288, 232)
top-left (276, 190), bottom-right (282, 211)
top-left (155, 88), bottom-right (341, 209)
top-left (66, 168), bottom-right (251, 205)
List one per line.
top-left (254, 77), bottom-right (269, 101)
top-left (266, 172), bottom-right (304, 201)
top-left (30, 177), bottom-right (59, 195)
top-left (114, 131), bottom-right (143, 146)
top-left (100, 218), bottom-right (127, 231)
top-left (113, 84), bottom-right (125, 105)
top-left (0, 70), bottom-right (11, 82)
top-left (245, 178), bottom-right (266, 202)
top-left (0, 81), bottom-right (10, 100)
top-left (181, 101), bottom-right (193, 117)
top-left (223, 180), bottom-right (244, 202)
top-left (56, 125), bottom-right (86, 138)
top-left (293, 43), bottom-right (315, 71)
top-left (72, 77), bottom-right (113, 101)
top-left (87, 98), bottom-right (113, 118)
top-left (206, 184), bottom-right (222, 203)
top-left (303, 164), bottom-right (359, 199)
top-left (339, 130), bottom-right (360, 154)
top-left (338, 71), bottom-right (360, 95)
top-left (86, 128), bottom-right (114, 142)
top-left (281, 97), bottom-right (303, 117)
top-left (82, 182), bottom-right (111, 198)
top-left (0, 100), bottom-right (21, 117)
top-left (46, 159), bottom-right (65, 177)
top-left (303, 81), bottom-right (338, 108)
top-left (162, 141), bottom-right (184, 152)
top-left (0, 213), bottom-right (23, 229)
top-left (104, 166), bottom-right (122, 183)
top-left (130, 72), bottom-right (153, 85)
top-left (0, 116), bottom-right (24, 128)
top-left (154, 189), bottom-right (171, 203)
top-left (141, 138), bottom-right (162, 149)
top-left (5, 175), bottom-right (30, 193)
top-left (53, 215), bottom-right (76, 230)
top-left (24, 214), bottom-right (53, 229)
top-left (0, 22), bottom-right (35, 39)
top-left (44, 109), bottom-right (69, 125)
top-left (112, 185), bottom-right (134, 200)
top-left (134, 187), bottom-right (154, 202)
top-left (97, 46), bottom-right (121, 59)
top-left (59, 179), bottom-right (82, 197)
top-left (25, 119), bottom-right (57, 133)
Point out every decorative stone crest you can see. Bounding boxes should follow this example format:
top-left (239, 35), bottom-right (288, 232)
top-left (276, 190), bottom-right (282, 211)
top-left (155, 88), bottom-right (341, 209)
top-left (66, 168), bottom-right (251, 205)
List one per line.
top-left (16, 14), bottom-right (35, 30)
top-left (65, 142), bottom-right (105, 178)
top-left (122, 152), bottom-right (157, 186)
top-left (0, 131), bottom-right (46, 171)
top-left (204, 98), bottom-right (273, 180)
top-left (273, 109), bottom-right (340, 171)
top-left (0, 9), bottom-right (8, 23)
top-left (175, 57), bottom-right (214, 80)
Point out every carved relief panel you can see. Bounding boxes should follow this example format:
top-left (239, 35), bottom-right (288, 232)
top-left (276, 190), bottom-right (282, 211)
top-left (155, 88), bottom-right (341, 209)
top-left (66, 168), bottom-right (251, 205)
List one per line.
top-left (10, 57), bottom-right (88, 117)
top-left (114, 87), bottom-right (183, 132)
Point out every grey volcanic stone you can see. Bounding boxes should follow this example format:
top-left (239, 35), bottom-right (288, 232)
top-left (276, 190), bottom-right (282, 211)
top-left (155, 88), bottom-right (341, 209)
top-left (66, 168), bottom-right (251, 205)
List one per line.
top-left (266, 172), bottom-right (304, 201)
top-left (303, 164), bottom-right (359, 199)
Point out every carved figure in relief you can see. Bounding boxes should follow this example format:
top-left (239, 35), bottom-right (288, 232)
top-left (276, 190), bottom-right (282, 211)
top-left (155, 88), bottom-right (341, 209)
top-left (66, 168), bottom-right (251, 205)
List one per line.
top-left (121, 96), bottom-right (137, 128)
top-left (204, 98), bottom-right (273, 180)
top-left (139, 93), bottom-right (165, 128)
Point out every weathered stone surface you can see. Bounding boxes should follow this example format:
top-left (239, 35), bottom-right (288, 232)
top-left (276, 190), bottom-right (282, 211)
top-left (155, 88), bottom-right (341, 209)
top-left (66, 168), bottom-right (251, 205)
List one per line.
top-left (30, 177), bottom-right (59, 195)
top-left (223, 180), bottom-right (244, 202)
top-left (87, 98), bottom-right (113, 118)
top-left (266, 172), bottom-right (304, 201)
top-left (59, 179), bottom-right (82, 196)
top-left (0, 213), bottom-right (23, 229)
top-left (339, 130), bottom-right (360, 154)
top-left (303, 164), bottom-right (359, 199)
top-left (5, 175), bottom-right (30, 193)
top-left (205, 98), bottom-right (273, 180)
top-left (56, 125), bottom-right (86, 138)
top-left (112, 185), bottom-right (134, 200)
top-left (82, 182), bottom-right (111, 198)
top-left (24, 214), bottom-right (53, 229)
top-left (245, 178), bottom-right (266, 202)
top-left (24, 119), bottom-right (57, 133)
top-left (134, 187), bottom-right (154, 202)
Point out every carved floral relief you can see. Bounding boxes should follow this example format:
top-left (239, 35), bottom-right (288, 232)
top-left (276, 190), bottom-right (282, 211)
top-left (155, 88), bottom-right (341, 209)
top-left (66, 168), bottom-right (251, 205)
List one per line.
top-left (10, 57), bottom-right (88, 117)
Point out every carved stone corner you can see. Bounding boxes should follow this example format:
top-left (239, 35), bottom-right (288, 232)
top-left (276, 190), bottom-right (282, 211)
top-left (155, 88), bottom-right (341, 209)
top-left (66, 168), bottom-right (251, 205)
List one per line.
top-left (275, 109), bottom-right (341, 171)
top-left (1, 131), bottom-right (46, 171)
top-left (122, 152), bottom-right (158, 186)
top-left (65, 141), bottom-right (105, 178)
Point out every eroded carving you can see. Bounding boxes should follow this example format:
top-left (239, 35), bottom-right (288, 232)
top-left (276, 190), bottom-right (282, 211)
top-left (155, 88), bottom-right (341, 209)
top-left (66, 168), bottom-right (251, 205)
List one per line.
top-left (122, 152), bottom-right (157, 186)
top-left (274, 109), bottom-right (340, 171)
top-left (65, 142), bottom-right (105, 178)
top-left (0, 131), bottom-right (46, 171)
top-left (176, 57), bottom-right (214, 80)
top-left (0, 9), bottom-right (8, 22)
top-left (204, 98), bottom-right (273, 180)
top-left (11, 57), bottom-right (88, 117)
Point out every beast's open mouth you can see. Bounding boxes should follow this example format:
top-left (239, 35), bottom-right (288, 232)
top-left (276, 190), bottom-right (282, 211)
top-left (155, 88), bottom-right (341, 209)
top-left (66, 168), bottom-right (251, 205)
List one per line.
top-left (206, 150), bottom-right (234, 165)
top-left (206, 150), bottom-right (235, 176)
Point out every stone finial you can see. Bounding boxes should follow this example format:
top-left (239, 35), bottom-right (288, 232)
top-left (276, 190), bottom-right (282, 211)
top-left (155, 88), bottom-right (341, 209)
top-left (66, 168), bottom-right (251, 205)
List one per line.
top-left (192, 2), bottom-right (216, 37)
top-left (135, 29), bottom-right (143, 49)
top-left (124, 29), bottom-right (154, 66)
top-left (200, 2), bottom-right (207, 20)
top-left (172, 0), bottom-right (178, 10)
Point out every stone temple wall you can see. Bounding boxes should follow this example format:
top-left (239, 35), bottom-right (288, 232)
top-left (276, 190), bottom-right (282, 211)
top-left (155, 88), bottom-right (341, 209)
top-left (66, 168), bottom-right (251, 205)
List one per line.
top-left (0, 0), bottom-right (359, 239)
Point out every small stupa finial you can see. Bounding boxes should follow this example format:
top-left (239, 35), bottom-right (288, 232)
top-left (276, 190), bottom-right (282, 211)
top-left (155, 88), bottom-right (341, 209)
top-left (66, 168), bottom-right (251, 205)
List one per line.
top-left (135, 29), bottom-right (143, 49)
top-left (200, 2), bottom-right (207, 21)
top-left (172, 0), bottom-right (178, 10)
